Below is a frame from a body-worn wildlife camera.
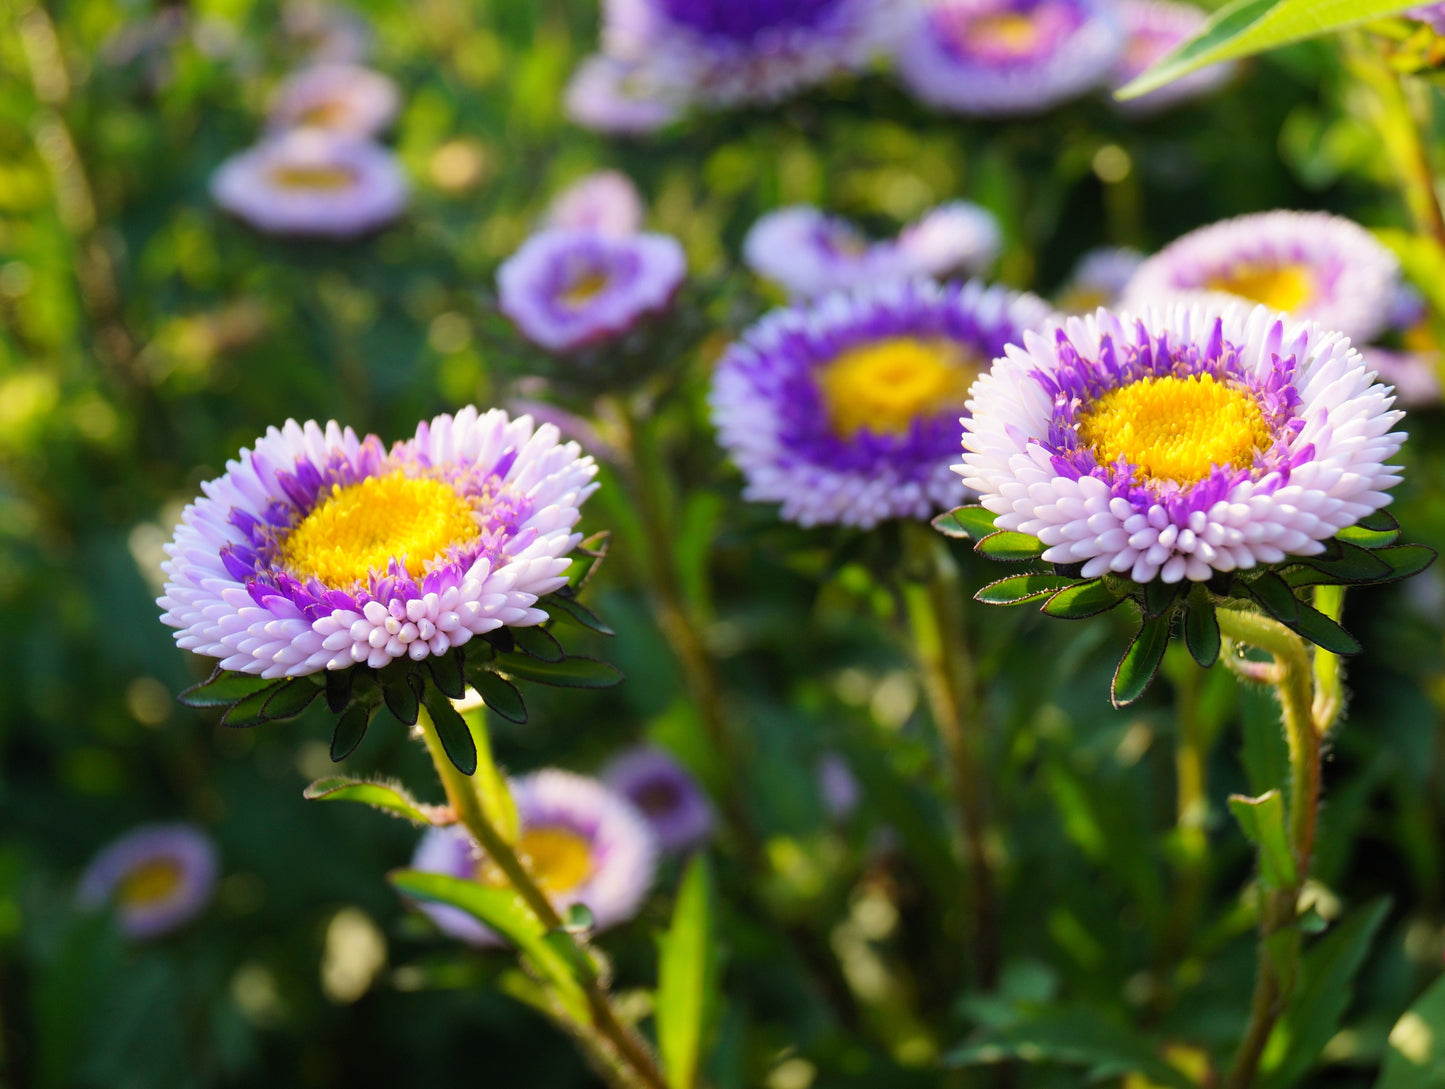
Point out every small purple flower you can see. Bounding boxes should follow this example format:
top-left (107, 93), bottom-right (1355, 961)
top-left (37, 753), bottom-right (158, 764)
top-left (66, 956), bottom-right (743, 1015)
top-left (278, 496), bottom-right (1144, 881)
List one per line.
top-left (158, 408), bottom-right (598, 677)
top-left (77, 824), bottom-right (218, 939)
top-left (710, 278), bottom-right (1053, 528)
top-left (895, 0), bottom-right (1122, 116)
top-left (744, 202), bottom-right (1001, 298)
top-left (564, 54), bottom-right (686, 135)
top-left (817, 753), bottom-right (861, 821)
top-left (1409, 4), bottom-right (1445, 33)
top-left (1123, 210), bottom-right (1401, 344)
top-left (544, 171), bottom-right (645, 237)
top-left (210, 128), bottom-right (407, 238)
top-left (267, 64), bottom-right (400, 137)
top-left (959, 302), bottom-right (1407, 584)
top-left (497, 228), bottom-right (687, 353)
top-left (283, 1), bottom-right (373, 63)
top-left (602, 746), bottom-right (713, 853)
top-left (409, 770), bottom-right (658, 946)
top-left (1056, 246), bottom-right (1145, 313)
top-left (1108, 1), bottom-right (1235, 115)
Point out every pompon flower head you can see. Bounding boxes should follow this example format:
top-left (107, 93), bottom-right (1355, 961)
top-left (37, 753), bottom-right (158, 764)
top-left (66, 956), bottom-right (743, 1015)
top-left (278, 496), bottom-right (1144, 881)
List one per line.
top-left (1122, 210), bottom-right (1401, 344)
top-left (158, 407), bottom-right (598, 678)
top-left (743, 202), bottom-right (1001, 298)
top-left (266, 64), bottom-right (400, 137)
top-left (210, 128), bottom-right (407, 238)
top-left (1108, 1), bottom-right (1236, 115)
top-left (1056, 246), bottom-right (1145, 313)
top-left (711, 278), bottom-right (1052, 528)
top-left (958, 302), bottom-right (1407, 585)
top-left (409, 770), bottom-right (657, 946)
top-left (78, 824), bottom-right (219, 939)
top-left (497, 228), bottom-right (687, 353)
top-left (544, 171), bottom-right (645, 237)
top-left (564, 54), bottom-right (687, 134)
top-left (602, 746), bottom-right (713, 853)
top-left (895, 0), bottom-right (1122, 116)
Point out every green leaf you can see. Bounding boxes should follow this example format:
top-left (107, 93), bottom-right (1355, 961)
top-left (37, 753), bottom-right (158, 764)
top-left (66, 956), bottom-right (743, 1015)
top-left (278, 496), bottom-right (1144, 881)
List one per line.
top-left (1374, 544), bottom-right (1438, 583)
top-left (1258, 898), bottom-right (1392, 1089)
top-left (1336, 521), bottom-right (1400, 550)
top-left (219, 682), bottom-right (286, 728)
top-left (1228, 791), bottom-right (1299, 890)
top-left (1244, 571), bottom-right (1301, 624)
top-left (1112, 613), bottom-right (1172, 708)
top-left (1143, 579), bottom-right (1186, 618)
top-left (457, 704), bottom-right (520, 842)
top-left (325, 668), bottom-right (354, 714)
top-left (380, 668), bottom-right (421, 726)
top-left (1042, 578), bottom-right (1128, 619)
top-left (656, 856), bottom-right (718, 1089)
top-left (975, 573), bottom-right (1079, 606)
top-left (1183, 596), bottom-right (1221, 668)
top-left (1375, 977), bottom-right (1445, 1089)
top-left (933, 505), bottom-right (998, 540)
top-left (1117, 0), bottom-right (1425, 101)
top-left (547, 592), bottom-right (616, 637)
top-left (945, 1005), bottom-right (1196, 1089)
top-left (427, 650), bottom-right (466, 700)
top-left (303, 777), bottom-right (436, 825)
top-left (469, 669), bottom-right (528, 724)
top-left (262, 677), bottom-right (322, 719)
top-left (975, 530), bottom-right (1048, 562)
top-left (1293, 540), bottom-right (1394, 583)
top-left (1287, 601), bottom-right (1363, 656)
top-left (422, 688), bottom-right (478, 775)
top-left (510, 625), bottom-right (565, 663)
top-left (330, 702), bottom-right (374, 761)
top-left (495, 653), bottom-right (624, 689)
top-left (177, 668), bottom-right (277, 709)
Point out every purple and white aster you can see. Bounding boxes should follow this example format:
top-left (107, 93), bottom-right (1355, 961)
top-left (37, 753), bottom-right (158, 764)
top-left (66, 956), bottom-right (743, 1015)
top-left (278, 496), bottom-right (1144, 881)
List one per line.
top-left (710, 278), bottom-right (1053, 528)
top-left (267, 64), bottom-right (400, 137)
top-left (895, 0), bottom-right (1122, 116)
top-left (1123, 210), bottom-right (1401, 344)
top-left (77, 824), bottom-right (219, 939)
top-left (497, 228), bottom-right (687, 353)
top-left (158, 408), bottom-right (598, 678)
top-left (601, 746), bottom-right (713, 853)
top-left (1109, 0), bottom-right (1235, 115)
top-left (1056, 246), bottom-right (1145, 313)
top-left (543, 171), bottom-right (645, 237)
top-left (959, 302), bottom-right (1407, 584)
top-left (743, 202), bottom-right (1001, 298)
top-left (210, 128), bottom-right (407, 238)
top-left (1408, 4), bottom-right (1445, 32)
top-left (564, 54), bottom-right (686, 135)
top-left (409, 770), bottom-right (657, 946)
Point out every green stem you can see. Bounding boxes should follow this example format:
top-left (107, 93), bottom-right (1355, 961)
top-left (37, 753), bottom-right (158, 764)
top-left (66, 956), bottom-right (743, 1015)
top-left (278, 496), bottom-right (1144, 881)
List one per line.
top-left (1311, 586), bottom-right (1346, 731)
top-left (901, 524), bottom-right (1000, 991)
top-left (417, 706), bottom-right (669, 1089)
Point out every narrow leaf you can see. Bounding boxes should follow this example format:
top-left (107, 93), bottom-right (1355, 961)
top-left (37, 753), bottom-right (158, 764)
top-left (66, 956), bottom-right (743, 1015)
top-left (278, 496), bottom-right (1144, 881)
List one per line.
top-left (423, 688), bottom-right (478, 775)
top-left (262, 677), bottom-right (322, 720)
top-left (933, 505), bottom-right (998, 540)
top-left (1143, 579), bottom-right (1186, 618)
top-left (1228, 791), bottom-right (1299, 890)
top-left (1184, 598), bottom-right (1221, 668)
top-left (220, 683), bottom-right (286, 728)
top-left (1245, 571), bottom-right (1301, 624)
top-left (975, 573), bottom-right (1078, 606)
top-left (496, 653), bottom-right (624, 689)
top-left (975, 530), bottom-right (1048, 562)
top-left (1042, 578), bottom-right (1128, 619)
top-left (427, 650), bottom-right (466, 700)
top-left (657, 856), bottom-right (717, 1089)
top-left (1293, 541), bottom-right (1394, 583)
top-left (1374, 544), bottom-right (1437, 583)
top-left (1375, 977), bottom-right (1445, 1089)
top-left (510, 625), bottom-right (565, 663)
top-left (325, 668), bottom-right (354, 714)
top-left (1112, 613), bottom-right (1172, 708)
top-left (380, 669), bottom-right (421, 726)
top-left (330, 702), bottom-right (373, 761)
top-left (547, 592), bottom-right (616, 637)
top-left (177, 667), bottom-right (277, 709)
top-left (469, 669), bottom-right (528, 724)
top-left (1335, 521), bottom-right (1400, 550)
top-left (1288, 601), bottom-right (1363, 656)
top-left (304, 777), bottom-right (437, 825)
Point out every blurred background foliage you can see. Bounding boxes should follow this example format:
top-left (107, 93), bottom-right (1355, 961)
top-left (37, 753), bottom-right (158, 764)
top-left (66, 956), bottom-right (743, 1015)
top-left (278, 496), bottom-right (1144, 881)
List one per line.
top-left (1, 0), bottom-right (1443, 1086)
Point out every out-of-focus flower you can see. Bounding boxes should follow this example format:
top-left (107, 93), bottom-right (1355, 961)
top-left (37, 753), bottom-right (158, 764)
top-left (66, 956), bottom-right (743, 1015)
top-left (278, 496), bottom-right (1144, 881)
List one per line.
top-left (895, 0), bottom-right (1122, 116)
top-left (267, 64), bottom-right (400, 136)
top-left (409, 770), bottom-right (657, 945)
top-left (210, 128), bottom-right (407, 238)
top-left (1366, 348), bottom-right (1442, 409)
top-left (1108, 0), bottom-right (1235, 114)
top-left (565, 54), bottom-right (687, 134)
top-left (817, 753), bottom-right (861, 820)
top-left (602, 746), bottom-right (713, 853)
top-left (544, 171), bottom-right (645, 237)
top-left (283, 0), bottom-right (373, 63)
top-left (711, 278), bottom-right (1051, 528)
top-left (959, 302), bottom-right (1407, 584)
top-left (497, 228), bottom-right (687, 352)
top-left (158, 408), bottom-right (597, 677)
top-left (1123, 210), bottom-right (1400, 344)
top-left (1055, 246), bottom-right (1145, 313)
top-left (743, 202), bottom-right (1001, 298)
top-left (1409, 4), bottom-right (1445, 33)
top-left (77, 824), bottom-right (218, 939)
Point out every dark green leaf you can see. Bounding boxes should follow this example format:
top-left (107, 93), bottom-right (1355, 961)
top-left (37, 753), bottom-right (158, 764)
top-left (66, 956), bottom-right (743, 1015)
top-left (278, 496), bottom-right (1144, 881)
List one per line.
top-left (1375, 544), bottom-right (1437, 583)
top-left (1042, 578), bottom-right (1128, 619)
top-left (177, 667), bottom-right (277, 709)
top-left (483, 628), bottom-right (515, 654)
top-left (380, 668), bottom-right (421, 726)
top-left (219, 682), bottom-right (286, 728)
top-left (422, 688), bottom-right (477, 775)
top-left (330, 702), bottom-right (373, 761)
top-left (1143, 579), bottom-right (1186, 618)
top-left (260, 677), bottom-right (321, 720)
top-left (1245, 572), bottom-right (1300, 624)
top-left (1184, 598), bottom-right (1221, 668)
top-left (975, 530), bottom-right (1048, 562)
top-left (547, 592), bottom-right (616, 637)
top-left (495, 653), bottom-right (624, 689)
top-left (468, 669), bottom-right (528, 724)
top-left (325, 668), bottom-right (354, 714)
top-left (510, 625), bottom-right (565, 662)
top-left (933, 505), bottom-right (998, 540)
top-left (1375, 977), bottom-right (1445, 1089)
top-left (1336, 521), bottom-right (1400, 550)
top-left (1288, 601), bottom-right (1363, 656)
top-left (427, 650), bottom-right (466, 700)
top-left (1228, 791), bottom-right (1298, 890)
top-left (303, 777), bottom-right (436, 825)
top-left (1293, 541), bottom-right (1393, 582)
top-left (1357, 508), bottom-right (1401, 533)
top-left (657, 856), bottom-right (717, 1089)
top-left (1112, 613), bottom-right (1172, 708)
top-left (975, 573), bottom-right (1078, 606)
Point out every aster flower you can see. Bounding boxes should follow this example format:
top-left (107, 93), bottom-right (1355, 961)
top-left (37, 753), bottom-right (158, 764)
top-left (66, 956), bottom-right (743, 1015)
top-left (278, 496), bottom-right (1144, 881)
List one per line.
top-left (1364, 348), bottom-right (1442, 409)
top-left (210, 128), bottom-right (407, 238)
top-left (283, 0), bottom-right (373, 63)
top-left (158, 407), bottom-right (598, 680)
top-left (895, 0), bottom-right (1122, 116)
top-left (1122, 211), bottom-right (1401, 344)
top-left (409, 770), bottom-right (657, 946)
top-left (543, 170), bottom-right (645, 237)
top-left (564, 54), bottom-right (686, 135)
top-left (817, 752), bottom-right (861, 820)
top-left (267, 64), bottom-right (400, 137)
top-left (1108, 1), bottom-right (1236, 115)
top-left (1408, 4), bottom-right (1445, 32)
top-left (1055, 246), bottom-right (1145, 313)
top-left (497, 228), bottom-right (687, 353)
top-left (601, 746), bottom-right (713, 853)
top-left (710, 278), bottom-right (1052, 528)
top-left (78, 824), bottom-right (219, 939)
top-left (743, 202), bottom-right (1001, 298)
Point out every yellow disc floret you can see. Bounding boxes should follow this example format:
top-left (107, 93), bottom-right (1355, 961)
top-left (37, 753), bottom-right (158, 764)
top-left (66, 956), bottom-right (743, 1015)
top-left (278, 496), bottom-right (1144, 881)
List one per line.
top-left (963, 13), bottom-right (1043, 56)
top-left (818, 337), bottom-right (978, 438)
top-left (1078, 373), bottom-right (1271, 485)
top-left (1206, 262), bottom-right (1315, 313)
top-left (560, 270), bottom-right (612, 307)
top-left (268, 165), bottom-right (358, 191)
top-left (118, 859), bottom-right (185, 908)
top-left (479, 827), bottom-right (593, 895)
top-left (280, 471), bottom-right (479, 588)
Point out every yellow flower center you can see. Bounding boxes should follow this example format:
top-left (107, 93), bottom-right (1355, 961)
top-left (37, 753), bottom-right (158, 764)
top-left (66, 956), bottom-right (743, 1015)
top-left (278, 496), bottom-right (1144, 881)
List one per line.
top-left (268, 165), bottom-right (357, 191)
top-left (280, 472), bottom-right (479, 588)
top-left (479, 827), bottom-right (593, 895)
top-left (1078, 373), bottom-right (1271, 485)
top-left (118, 859), bottom-right (185, 908)
top-left (1206, 262), bottom-right (1315, 313)
top-left (817, 337), bottom-right (978, 438)
top-left (560, 270), bottom-right (612, 307)
top-left (965, 13), bottom-right (1043, 55)
top-left (296, 100), bottom-right (351, 128)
